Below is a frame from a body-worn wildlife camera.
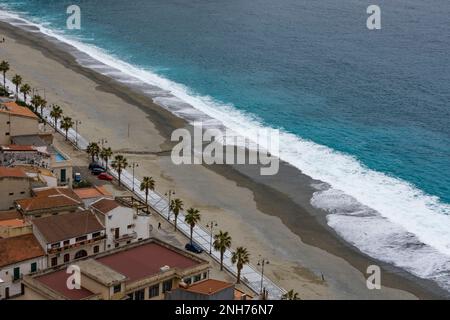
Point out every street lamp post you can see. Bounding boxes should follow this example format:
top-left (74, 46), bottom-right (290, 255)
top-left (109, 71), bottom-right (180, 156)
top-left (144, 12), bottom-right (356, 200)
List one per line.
top-left (257, 258), bottom-right (270, 298)
top-left (206, 221), bottom-right (218, 254)
top-left (74, 120), bottom-right (81, 148)
top-left (130, 162), bottom-right (139, 192)
top-left (165, 190), bottom-right (176, 221)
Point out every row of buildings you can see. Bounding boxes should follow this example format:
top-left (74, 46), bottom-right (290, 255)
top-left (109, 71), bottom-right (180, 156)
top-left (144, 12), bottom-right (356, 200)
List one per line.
top-left (0, 99), bottom-right (247, 300)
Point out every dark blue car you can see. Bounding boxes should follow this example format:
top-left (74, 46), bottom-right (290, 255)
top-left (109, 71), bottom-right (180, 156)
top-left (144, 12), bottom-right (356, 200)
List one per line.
top-left (89, 162), bottom-right (106, 171)
top-left (91, 167), bottom-right (106, 175)
top-left (185, 242), bottom-right (203, 254)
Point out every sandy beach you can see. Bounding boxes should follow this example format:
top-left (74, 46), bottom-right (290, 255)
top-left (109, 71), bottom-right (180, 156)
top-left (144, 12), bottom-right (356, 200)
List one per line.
top-left (0, 20), bottom-right (446, 299)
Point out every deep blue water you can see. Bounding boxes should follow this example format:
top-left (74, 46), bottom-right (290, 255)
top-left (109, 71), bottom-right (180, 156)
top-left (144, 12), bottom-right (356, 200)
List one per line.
top-left (2, 0), bottom-right (450, 203)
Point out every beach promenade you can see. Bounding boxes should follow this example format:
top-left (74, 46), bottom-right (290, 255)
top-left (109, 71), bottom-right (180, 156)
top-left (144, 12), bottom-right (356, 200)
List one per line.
top-left (8, 77), bottom-right (286, 300)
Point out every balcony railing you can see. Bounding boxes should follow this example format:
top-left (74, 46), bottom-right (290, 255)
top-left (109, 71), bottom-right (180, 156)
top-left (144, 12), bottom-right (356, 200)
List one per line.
top-left (47, 235), bottom-right (106, 254)
top-left (113, 232), bottom-right (137, 243)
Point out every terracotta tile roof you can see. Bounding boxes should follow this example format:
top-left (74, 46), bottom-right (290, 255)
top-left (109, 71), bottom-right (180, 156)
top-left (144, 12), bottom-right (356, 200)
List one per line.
top-left (0, 218), bottom-right (26, 227)
top-left (0, 210), bottom-right (22, 221)
top-left (90, 198), bottom-right (120, 215)
top-left (74, 186), bottom-right (112, 200)
top-left (184, 279), bottom-right (234, 295)
top-left (0, 166), bottom-right (28, 179)
top-left (0, 234), bottom-right (45, 268)
top-left (36, 270), bottom-right (96, 300)
top-left (97, 242), bottom-right (202, 283)
top-left (0, 101), bottom-right (38, 119)
top-left (32, 210), bottom-right (103, 243)
top-left (16, 187), bottom-right (82, 212)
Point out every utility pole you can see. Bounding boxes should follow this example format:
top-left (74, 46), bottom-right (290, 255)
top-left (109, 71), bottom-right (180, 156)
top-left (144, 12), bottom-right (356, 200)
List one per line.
top-left (206, 221), bottom-right (218, 254)
top-left (257, 258), bottom-right (270, 298)
top-left (130, 162), bottom-right (139, 192)
top-left (165, 190), bottom-right (176, 221)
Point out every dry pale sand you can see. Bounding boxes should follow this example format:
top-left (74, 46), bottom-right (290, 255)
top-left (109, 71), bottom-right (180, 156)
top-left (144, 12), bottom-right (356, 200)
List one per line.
top-left (1, 21), bottom-right (444, 299)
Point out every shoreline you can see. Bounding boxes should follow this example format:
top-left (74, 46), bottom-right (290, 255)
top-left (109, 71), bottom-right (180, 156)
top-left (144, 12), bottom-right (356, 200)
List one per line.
top-left (0, 19), bottom-right (447, 299)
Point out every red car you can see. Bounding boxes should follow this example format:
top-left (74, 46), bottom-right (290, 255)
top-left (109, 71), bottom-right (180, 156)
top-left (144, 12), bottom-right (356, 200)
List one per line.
top-left (97, 172), bottom-right (113, 181)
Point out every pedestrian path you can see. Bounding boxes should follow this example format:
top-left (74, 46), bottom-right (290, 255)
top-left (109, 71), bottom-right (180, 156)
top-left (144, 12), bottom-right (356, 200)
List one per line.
top-left (7, 78), bottom-right (286, 300)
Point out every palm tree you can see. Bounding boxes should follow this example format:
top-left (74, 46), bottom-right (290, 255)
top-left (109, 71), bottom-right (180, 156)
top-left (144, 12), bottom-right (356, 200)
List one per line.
top-left (170, 198), bottom-right (183, 231)
top-left (231, 247), bottom-right (250, 284)
top-left (39, 98), bottom-right (47, 117)
top-left (111, 155), bottom-right (128, 186)
top-left (12, 74), bottom-right (22, 98)
top-left (86, 142), bottom-right (100, 163)
top-left (100, 147), bottom-right (113, 168)
top-left (49, 104), bottom-right (63, 131)
top-left (60, 116), bottom-right (74, 141)
top-left (282, 289), bottom-right (300, 300)
top-left (20, 83), bottom-right (31, 103)
top-left (0, 60), bottom-right (9, 90)
top-left (30, 95), bottom-right (42, 113)
top-left (185, 208), bottom-right (201, 245)
top-left (214, 231), bottom-right (232, 271)
top-left (140, 176), bottom-right (155, 210)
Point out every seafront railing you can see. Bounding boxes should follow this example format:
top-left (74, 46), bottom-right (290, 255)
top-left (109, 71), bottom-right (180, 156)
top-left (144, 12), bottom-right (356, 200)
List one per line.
top-left (8, 78), bottom-right (286, 300)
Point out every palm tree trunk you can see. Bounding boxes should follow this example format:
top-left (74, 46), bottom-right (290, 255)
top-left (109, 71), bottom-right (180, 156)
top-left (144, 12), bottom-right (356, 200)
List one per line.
top-left (237, 267), bottom-right (241, 284)
top-left (174, 214), bottom-right (178, 231)
top-left (3, 73), bottom-right (5, 89)
top-left (118, 170), bottom-right (122, 186)
top-left (65, 130), bottom-right (68, 141)
top-left (190, 226), bottom-right (193, 245)
top-left (220, 251), bottom-right (224, 271)
top-left (145, 189), bottom-right (149, 212)
top-left (15, 85), bottom-right (18, 98)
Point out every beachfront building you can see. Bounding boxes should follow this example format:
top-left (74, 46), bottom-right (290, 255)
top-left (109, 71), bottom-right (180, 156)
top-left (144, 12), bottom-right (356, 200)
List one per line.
top-left (0, 234), bottom-right (47, 300)
top-left (0, 101), bottom-right (40, 145)
top-left (166, 279), bottom-right (236, 300)
top-left (0, 144), bottom-right (51, 168)
top-left (16, 165), bottom-right (58, 188)
top-left (90, 198), bottom-right (152, 250)
top-left (21, 239), bottom-right (210, 300)
top-left (11, 134), bottom-right (73, 186)
top-left (0, 210), bottom-right (31, 239)
top-left (0, 166), bottom-right (32, 211)
top-left (31, 210), bottom-right (106, 268)
top-left (73, 186), bottom-right (113, 207)
top-left (15, 186), bottom-right (83, 219)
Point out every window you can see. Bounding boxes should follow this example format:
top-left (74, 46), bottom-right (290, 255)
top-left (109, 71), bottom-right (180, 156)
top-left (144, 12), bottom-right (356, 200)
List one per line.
top-left (148, 284), bottom-right (159, 298)
top-left (113, 284), bottom-right (121, 294)
top-left (30, 262), bottom-right (37, 273)
top-left (20, 191), bottom-right (25, 195)
top-left (51, 257), bottom-right (58, 267)
top-left (115, 243), bottom-right (119, 248)
top-left (203, 272), bottom-right (208, 279)
top-left (60, 169), bottom-right (66, 183)
top-left (63, 240), bottom-right (70, 247)
top-left (9, 192), bottom-right (13, 196)
top-left (162, 280), bottom-right (172, 293)
top-left (134, 289), bottom-right (145, 300)
top-left (184, 278), bottom-right (192, 285)
top-left (13, 267), bottom-right (20, 280)
top-left (74, 250), bottom-right (87, 260)
top-left (127, 224), bottom-right (134, 229)
top-left (93, 245), bottom-right (100, 254)
top-left (5, 132), bottom-right (10, 136)
top-left (75, 235), bottom-right (87, 242)
top-left (92, 232), bottom-right (101, 238)
top-left (64, 254), bottom-right (70, 263)
top-left (193, 274), bottom-right (201, 283)
top-left (6, 121), bottom-right (10, 124)
top-left (51, 242), bottom-right (60, 249)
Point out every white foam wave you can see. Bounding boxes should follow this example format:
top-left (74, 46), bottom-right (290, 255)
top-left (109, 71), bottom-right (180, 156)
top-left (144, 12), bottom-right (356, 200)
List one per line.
top-left (2, 7), bottom-right (450, 289)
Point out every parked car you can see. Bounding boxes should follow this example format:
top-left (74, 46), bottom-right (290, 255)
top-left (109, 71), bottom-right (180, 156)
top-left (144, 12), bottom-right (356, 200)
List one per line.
top-left (98, 172), bottom-right (113, 181)
top-left (185, 242), bottom-right (203, 254)
top-left (91, 167), bottom-right (106, 175)
top-left (89, 162), bottom-right (106, 171)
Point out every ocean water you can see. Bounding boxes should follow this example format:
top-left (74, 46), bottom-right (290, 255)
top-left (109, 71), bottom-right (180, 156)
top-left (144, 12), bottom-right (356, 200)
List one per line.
top-left (1, 1), bottom-right (450, 292)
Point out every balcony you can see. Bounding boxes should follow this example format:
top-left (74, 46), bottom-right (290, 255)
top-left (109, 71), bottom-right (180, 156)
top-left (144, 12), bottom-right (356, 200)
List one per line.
top-left (113, 232), bottom-right (137, 243)
top-left (47, 235), bottom-right (106, 254)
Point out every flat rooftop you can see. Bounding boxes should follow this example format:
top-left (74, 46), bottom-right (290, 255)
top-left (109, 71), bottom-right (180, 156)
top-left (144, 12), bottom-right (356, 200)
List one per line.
top-left (97, 242), bottom-right (201, 283)
top-left (36, 270), bottom-right (96, 300)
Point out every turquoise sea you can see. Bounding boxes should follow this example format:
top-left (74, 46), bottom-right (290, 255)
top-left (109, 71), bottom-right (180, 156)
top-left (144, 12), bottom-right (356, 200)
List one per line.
top-left (1, 0), bottom-right (450, 291)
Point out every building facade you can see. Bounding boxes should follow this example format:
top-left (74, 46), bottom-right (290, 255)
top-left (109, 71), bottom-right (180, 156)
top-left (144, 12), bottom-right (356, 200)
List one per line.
top-left (0, 101), bottom-right (40, 145)
top-left (0, 167), bottom-right (32, 211)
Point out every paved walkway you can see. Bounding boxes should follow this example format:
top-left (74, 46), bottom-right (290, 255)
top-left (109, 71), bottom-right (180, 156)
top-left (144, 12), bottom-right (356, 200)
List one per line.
top-left (8, 78), bottom-right (286, 300)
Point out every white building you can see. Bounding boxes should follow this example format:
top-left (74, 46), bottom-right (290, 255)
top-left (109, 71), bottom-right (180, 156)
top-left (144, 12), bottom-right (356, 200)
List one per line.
top-left (90, 198), bottom-right (152, 251)
top-left (0, 233), bottom-right (47, 299)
